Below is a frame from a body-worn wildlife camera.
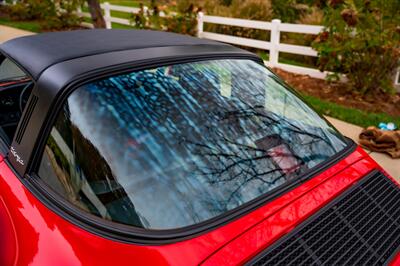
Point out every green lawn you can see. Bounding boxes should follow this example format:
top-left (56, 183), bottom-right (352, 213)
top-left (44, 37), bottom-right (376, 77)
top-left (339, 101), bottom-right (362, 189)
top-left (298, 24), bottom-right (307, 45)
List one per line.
top-left (110, 10), bottom-right (132, 19)
top-left (302, 94), bottom-right (400, 128)
top-left (111, 22), bottom-right (135, 29)
top-left (100, 0), bottom-right (147, 8)
top-left (83, 2), bottom-right (136, 20)
top-left (0, 18), bottom-right (41, 32)
top-left (258, 51), bottom-right (316, 69)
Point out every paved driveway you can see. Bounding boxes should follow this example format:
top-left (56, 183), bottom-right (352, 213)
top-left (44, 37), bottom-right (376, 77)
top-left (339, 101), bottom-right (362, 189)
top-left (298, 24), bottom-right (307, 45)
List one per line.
top-left (327, 117), bottom-right (400, 181)
top-left (0, 25), bottom-right (34, 43)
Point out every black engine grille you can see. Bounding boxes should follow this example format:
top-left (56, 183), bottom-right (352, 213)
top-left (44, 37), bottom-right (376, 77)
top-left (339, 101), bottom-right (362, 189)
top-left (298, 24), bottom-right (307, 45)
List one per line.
top-left (248, 170), bottom-right (400, 266)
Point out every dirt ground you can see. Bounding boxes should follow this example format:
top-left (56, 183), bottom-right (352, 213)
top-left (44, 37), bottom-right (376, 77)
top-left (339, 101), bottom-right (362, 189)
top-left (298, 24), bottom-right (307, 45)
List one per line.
top-left (273, 68), bottom-right (400, 118)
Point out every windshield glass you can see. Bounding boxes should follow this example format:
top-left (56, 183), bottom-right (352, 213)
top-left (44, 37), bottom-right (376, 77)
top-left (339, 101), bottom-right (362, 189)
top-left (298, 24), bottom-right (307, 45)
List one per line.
top-left (39, 59), bottom-right (347, 230)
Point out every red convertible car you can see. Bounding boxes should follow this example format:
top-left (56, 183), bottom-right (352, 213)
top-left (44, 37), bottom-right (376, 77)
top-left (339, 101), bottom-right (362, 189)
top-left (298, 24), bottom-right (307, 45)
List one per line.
top-left (0, 30), bottom-right (399, 266)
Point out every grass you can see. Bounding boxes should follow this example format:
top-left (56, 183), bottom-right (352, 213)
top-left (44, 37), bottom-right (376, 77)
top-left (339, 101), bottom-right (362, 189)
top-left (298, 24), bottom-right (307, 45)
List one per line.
top-left (302, 94), bottom-right (400, 128)
top-left (0, 17), bottom-right (41, 32)
top-left (100, 0), bottom-right (146, 8)
top-left (83, 3), bottom-right (133, 21)
top-left (111, 22), bottom-right (135, 29)
top-left (111, 10), bottom-right (132, 19)
top-left (258, 51), bottom-right (317, 69)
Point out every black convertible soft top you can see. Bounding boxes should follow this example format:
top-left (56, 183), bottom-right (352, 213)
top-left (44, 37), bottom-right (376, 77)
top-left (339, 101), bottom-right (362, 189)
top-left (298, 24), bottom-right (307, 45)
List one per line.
top-left (0, 29), bottom-right (231, 79)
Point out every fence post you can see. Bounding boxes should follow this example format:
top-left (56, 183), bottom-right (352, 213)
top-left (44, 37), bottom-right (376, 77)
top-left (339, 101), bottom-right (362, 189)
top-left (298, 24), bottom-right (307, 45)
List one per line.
top-left (197, 11), bottom-right (204, 38)
top-left (394, 67), bottom-right (400, 92)
top-left (270, 19), bottom-right (281, 67)
top-left (104, 2), bottom-right (112, 29)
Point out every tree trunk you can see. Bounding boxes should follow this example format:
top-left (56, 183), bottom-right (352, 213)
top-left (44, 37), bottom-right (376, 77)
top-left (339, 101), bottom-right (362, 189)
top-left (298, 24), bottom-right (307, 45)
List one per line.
top-left (86, 0), bottom-right (106, 28)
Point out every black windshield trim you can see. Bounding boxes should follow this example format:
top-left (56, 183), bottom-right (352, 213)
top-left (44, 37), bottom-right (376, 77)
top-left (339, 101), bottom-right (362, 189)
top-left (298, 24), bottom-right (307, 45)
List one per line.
top-left (24, 138), bottom-right (356, 245)
top-left (21, 56), bottom-right (355, 244)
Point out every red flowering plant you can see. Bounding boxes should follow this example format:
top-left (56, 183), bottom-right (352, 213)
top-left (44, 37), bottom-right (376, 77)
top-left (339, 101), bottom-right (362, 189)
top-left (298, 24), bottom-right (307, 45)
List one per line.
top-left (313, 0), bottom-right (400, 96)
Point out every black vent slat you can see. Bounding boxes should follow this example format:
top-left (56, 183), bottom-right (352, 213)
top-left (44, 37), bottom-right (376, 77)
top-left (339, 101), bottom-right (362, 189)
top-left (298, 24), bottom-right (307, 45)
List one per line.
top-left (264, 175), bottom-right (386, 264)
top-left (15, 95), bottom-right (38, 144)
top-left (305, 174), bottom-right (387, 245)
top-left (248, 171), bottom-right (400, 266)
top-left (308, 176), bottom-right (395, 263)
top-left (361, 188), bottom-right (400, 227)
top-left (300, 175), bottom-right (386, 247)
top-left (309, 193), bottom-right (376, 256)
top-left (374, 226), bottom-right (400, 262)
top-left (338, 204), bottom-right (392, 265)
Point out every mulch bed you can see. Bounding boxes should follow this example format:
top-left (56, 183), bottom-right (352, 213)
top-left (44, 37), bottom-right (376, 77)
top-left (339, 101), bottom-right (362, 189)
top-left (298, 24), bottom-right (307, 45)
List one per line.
top-left (41, 25), bottom-right (89, 32)
top-left (273, 68), bottom-right (400, 118)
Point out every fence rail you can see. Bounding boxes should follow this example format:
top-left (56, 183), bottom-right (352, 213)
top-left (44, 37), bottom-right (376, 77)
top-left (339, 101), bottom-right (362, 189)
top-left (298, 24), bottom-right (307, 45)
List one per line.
top-left (78, 4), bottom-right (331, 79)
top-left (198, 15), bottom-right (330, 79)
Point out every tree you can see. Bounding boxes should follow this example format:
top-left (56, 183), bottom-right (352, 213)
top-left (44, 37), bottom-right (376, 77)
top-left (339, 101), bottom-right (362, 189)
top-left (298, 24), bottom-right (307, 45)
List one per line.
top-left (86, 0), bottom-right (106, 28)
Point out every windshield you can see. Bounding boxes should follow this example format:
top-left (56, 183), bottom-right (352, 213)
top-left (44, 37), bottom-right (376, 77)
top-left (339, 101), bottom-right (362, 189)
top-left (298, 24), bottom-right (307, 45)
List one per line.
top-left (39, 59), bottom-right (347, 230)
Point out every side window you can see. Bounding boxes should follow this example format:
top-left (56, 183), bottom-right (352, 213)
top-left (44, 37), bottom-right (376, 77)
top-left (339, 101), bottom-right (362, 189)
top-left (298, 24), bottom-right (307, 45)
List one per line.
top-left (0, 56), bottom-right (33, 145)
top-left (0, 58), bottom-right (27, 81)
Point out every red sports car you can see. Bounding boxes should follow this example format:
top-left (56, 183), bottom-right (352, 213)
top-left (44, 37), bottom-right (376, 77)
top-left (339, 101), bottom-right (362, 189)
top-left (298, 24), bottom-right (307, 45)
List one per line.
top-left (0, 30), bottom-right (399, 266)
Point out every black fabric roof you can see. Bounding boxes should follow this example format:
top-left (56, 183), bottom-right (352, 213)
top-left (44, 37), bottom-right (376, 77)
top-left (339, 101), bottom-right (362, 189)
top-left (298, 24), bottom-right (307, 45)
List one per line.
top-left (0, 29), bottom-right (231, 79)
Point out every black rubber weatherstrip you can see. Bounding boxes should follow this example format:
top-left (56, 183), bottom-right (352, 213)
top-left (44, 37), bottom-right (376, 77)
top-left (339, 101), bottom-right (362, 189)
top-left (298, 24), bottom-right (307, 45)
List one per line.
top-left (15, 54), bottom-right (357, 245)
top-left (20, 139), bottom-right (357, 245)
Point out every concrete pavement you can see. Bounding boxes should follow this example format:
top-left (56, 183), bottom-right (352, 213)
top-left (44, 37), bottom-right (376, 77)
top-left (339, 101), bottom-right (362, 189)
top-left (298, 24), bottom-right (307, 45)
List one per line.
top-left (327, 117), bottom-right (399, 181)
top-left (0, 25), bottom-right (34, 43)
top-left (0, 23), bottom-right (398, 180)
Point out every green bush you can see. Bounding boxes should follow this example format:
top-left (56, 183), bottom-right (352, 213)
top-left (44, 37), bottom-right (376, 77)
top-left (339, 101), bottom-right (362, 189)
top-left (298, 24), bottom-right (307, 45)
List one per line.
top-left (201, 0), bottom-right (273, 41)
top-left (8, 0), bottom-right (50, 20)
top-left (313, 0), bottom-right (400, 96)
top-left (130, 4), bottom-right (198, 36)
top-left (41, 0), bottom-right (82, 30)
top-left (271, 0), bottom-right (304, 23)
top-left (7, 0), bottom-right (82, 30)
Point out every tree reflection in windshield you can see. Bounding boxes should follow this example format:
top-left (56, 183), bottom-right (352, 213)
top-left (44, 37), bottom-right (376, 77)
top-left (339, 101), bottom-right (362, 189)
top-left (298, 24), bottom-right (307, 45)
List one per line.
top-left (39, 59), bottom-right (347, 229)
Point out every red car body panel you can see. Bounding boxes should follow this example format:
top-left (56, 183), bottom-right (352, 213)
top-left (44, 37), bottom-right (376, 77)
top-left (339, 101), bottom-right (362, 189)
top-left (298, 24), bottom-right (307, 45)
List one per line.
top-left (391, 253), bottom-right (400, 266)
top-left (1, 146), bottom-right (397, 266)
top-left (203, 152), bottom-right (379, 265)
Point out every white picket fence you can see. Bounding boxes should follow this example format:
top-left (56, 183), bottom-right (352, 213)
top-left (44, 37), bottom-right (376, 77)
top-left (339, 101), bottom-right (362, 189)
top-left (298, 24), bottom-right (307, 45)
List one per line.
top-left (198, 14), bottom-right (332, 79)
top-left (0, 2), bottom-right (377, 86)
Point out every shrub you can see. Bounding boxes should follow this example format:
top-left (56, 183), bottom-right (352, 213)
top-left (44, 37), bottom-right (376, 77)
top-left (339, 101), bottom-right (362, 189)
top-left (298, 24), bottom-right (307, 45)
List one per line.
top-left (271, 0), bottom-right (303, 23)
top-left (298, 6), bottom-right (324, 25)
top-left (8, 0), bottom-right (51, 20)
top-left (165, 12), bottom-right (197, 36)
top-left (313, 0), bottom-right (400, 96)
top-left (130, 4), bottom-right (198, 36)
top-left (7, 0), bottom-right (82, 30)
top-left (200, 0), bottom-right (273, 41)
top-left (41, 0), bottom-right (82, 30)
